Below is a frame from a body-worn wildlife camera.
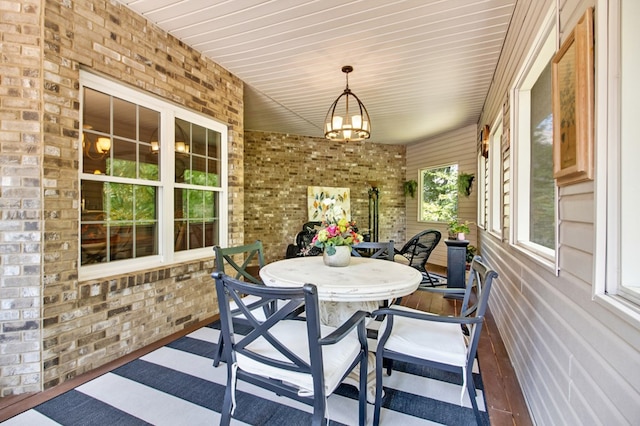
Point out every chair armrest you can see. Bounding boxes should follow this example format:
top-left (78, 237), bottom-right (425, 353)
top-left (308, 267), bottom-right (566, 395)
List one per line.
top-left (416, 286), bottom-right (464, 295)
top-left (371, 306), bottom-right (483, 326)
top-left (319, 310), bottom-right (368, 345)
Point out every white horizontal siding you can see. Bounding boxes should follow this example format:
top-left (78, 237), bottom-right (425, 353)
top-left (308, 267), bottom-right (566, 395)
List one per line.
top-left (475, 0), bottom-right (640, 424)
top-left (405, 125), bottom-right (478, 267)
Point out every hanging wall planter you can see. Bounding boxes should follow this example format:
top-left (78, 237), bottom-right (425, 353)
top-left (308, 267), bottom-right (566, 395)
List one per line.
top-left (458, 173), bottom-right (475, 197)
top-left (403, 180), bottom-right (418, 198)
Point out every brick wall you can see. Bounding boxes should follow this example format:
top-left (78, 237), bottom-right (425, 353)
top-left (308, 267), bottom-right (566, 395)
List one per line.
top-left (1, 0), bottom-right (244, 396)
top-left (244, 131), bottom-right (407, 263)
top-left (0, 0), bottom-right (407, 399)
top-left (0, 0), bottom-right (44, 397)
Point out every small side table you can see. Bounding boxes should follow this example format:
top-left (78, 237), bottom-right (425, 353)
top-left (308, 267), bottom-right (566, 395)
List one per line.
top-left (445, 239), bottom-right (469, 291)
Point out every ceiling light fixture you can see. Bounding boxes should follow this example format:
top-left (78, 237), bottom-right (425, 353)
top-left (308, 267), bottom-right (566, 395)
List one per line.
top-left (150, 124), bottom-right (189, 154)
top-left (324, 65), bottom-right (371, 142)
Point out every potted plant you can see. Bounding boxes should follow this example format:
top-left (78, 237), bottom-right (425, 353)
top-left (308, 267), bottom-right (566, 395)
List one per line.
top-left (466, 245), bottom-right (477, 264)
top-left (458, 173), bottom-right (475, 197)
top-left (403, 179), bottom-right (418, 198)
top-left (448, 219), bottom-right (472, 240)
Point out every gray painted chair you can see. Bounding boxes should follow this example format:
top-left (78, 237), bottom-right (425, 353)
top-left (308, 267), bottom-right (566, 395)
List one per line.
top-left (371, 256), bottom-right (498, 426)
top-left (211, 241), bottom-right (266, 367)
top-left (212, 272), bottom-right (369, 426)
top-left (351, 240), bottom-right (395, 260)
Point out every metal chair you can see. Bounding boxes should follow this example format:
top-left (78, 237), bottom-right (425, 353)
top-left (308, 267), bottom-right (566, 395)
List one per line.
top-left (211, 241), bottom-right (266, 367)
top-left (394, 229), bottom-right (442, 286)
top-left (213, 272), bottom-right (369, 426)
top-left (351, 240), bottom-right (394, 260)
top-left (286, 221), bottom-right (323, 258)
top-left (371, 256), bottom-right (497, 425)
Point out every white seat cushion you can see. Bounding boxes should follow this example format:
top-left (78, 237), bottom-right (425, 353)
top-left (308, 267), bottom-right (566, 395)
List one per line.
top-left (393, 254), bottom-right (410, 265)
top-left (236, 320), bottom-right (361, 396)
top-left (382, 306), bottom-right (467, 367)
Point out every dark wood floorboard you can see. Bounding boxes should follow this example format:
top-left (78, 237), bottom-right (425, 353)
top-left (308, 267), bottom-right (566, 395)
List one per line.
top-left (399, 266), bottom-right (532, 426)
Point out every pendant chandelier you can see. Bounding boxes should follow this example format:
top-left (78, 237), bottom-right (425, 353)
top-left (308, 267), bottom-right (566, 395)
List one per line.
top-left (324, 65), bottom-right (371, 142)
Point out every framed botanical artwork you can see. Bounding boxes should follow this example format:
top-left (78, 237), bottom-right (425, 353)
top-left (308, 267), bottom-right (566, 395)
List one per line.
top-left (552, 7), bottom-right (594, 186)
top-left (307, 186), bottom-right (350, 222)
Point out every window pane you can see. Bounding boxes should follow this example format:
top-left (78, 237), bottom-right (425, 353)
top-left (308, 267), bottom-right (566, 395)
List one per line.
top-left (83, 88), bottom-right (110, 134)
top-left (619, 0), bottom-right (640, 300)
top-left (175, 119), bottom-right (221, 187)
top-left (80, 182), bottom-right (158, 264)
top-left (112, 139), bottom-right (136, 178)
top-left (174, 188), bottom-right (218, 252)
top-left (419, 164), bottom-right (458, 222)
top-left (529, 62), bottom-right (555, 249)
top-left (113, 97), bottom-right (136, 140)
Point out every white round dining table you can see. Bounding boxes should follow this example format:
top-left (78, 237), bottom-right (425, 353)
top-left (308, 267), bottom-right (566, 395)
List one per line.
top-left (259, 255), bottom-right (422, 325)
top-left (259, 255), bottom-right (422, 402)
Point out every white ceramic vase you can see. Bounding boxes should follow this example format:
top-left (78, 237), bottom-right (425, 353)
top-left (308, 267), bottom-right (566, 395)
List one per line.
top-left (323, 245), bottom-right (351, 267)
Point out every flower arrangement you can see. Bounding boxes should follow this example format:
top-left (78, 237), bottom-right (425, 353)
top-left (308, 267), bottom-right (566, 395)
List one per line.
top-left (312, 217), bottom-right (363, 255)
top-left (310, 199), bottom-right (363, 255)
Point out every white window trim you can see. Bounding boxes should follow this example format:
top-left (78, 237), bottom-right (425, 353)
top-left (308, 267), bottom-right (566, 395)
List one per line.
top-left (488, 112), bottom-right (503, 238)
top-left (79, 71), bottom-right (228, 281)
top-left (477, 151), bottom-right (487, 230)
top-left (594, 0), bottom-right (640, 324)
top-left (509, 6), bottom-right (558, 272)
top-left (417, 163), bottom-right (459, 223)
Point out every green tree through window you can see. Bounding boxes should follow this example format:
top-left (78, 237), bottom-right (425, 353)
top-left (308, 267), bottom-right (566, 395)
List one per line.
top-left (419, 164), bottom-right (459, 222)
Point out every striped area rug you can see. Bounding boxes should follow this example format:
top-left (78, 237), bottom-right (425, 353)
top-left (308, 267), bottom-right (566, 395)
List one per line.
top-left (5, 324), bottom-right (489, 425)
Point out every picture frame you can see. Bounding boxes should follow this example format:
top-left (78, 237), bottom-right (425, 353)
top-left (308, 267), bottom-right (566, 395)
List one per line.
top-left (552, 7), bottom-right (594, 186)
top-left (307, 186), bottom-right (350, 221)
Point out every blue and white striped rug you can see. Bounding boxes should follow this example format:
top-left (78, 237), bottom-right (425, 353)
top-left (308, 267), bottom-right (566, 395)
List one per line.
top-left (5, 323), bottom-right (489, 425)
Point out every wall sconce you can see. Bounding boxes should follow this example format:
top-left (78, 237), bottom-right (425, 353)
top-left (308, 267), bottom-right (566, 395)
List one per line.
top-left (480, 124), bottom-right (490, 158)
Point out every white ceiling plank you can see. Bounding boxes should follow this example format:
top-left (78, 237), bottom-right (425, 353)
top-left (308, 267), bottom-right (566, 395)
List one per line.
top-left (116, 0), bottom-right (517, 144)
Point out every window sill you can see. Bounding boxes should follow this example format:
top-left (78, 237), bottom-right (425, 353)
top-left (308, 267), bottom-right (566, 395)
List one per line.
top-left (510, 241), bottom-right (557, 275)
top-left (593, 293), bottom-right (640, 330)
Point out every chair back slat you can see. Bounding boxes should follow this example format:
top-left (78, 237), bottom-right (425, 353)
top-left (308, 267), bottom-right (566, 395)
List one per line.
top-left (214, 240), bottom-right (265, 284)
top-left (351, 241), bottom-right (394, 260)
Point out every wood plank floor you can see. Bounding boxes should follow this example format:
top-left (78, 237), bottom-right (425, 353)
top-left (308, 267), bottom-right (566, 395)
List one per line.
top-left (399, 269), bottom-right (533, 426)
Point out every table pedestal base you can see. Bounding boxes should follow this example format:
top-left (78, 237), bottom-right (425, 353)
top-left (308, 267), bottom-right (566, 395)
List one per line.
top-left (343, 351), bottom-right (380, 403)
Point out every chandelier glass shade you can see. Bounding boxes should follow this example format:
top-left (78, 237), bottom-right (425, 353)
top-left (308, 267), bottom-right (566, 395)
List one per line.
top-left (324, 65), bottom-right (371, 142)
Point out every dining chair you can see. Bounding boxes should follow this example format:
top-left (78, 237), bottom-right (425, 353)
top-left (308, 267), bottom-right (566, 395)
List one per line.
top-left (211, 241), bottom-right (266, 367)
top-left (351, 240), bottom-right (394, 260)
top-left (394, 229), bottom-right (442, 286)
top-left (212, 272), bottom-right (369, 426)
top-left (371, 256), bottom-right (498, 426)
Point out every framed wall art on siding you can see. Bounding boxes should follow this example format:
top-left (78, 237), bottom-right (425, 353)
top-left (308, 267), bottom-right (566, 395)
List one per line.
top-left (552, 7), bottom-right (594, 186)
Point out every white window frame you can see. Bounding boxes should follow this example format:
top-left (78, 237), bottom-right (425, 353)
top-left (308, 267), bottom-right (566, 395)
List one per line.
top-left (477, 151), bottom-right (487, 229)
top-left (594, 0), bottom-right (640, 319)
top-left (79, 71), bottom-right (228, 281)
top-left (418, 163), bottom-right (459, 223)
top-left (488, 112), bottom-right (503, 238)
top-left (510, 7), bottom-right (558, 271)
